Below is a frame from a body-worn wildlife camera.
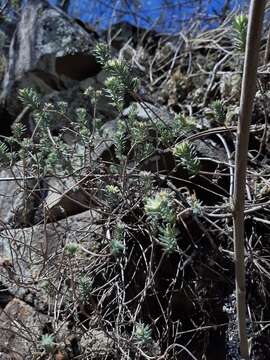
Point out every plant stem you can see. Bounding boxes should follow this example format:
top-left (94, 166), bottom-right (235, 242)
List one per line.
top-left (233, 1), bottom-right (266, 359)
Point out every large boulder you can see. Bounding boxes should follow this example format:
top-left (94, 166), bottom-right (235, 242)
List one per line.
top-left (1, 0), bottom-right (100, 117)
top-left (0, 164), bottom-right (41, 228)
top-left (0, 210), bottom-right (102, 302)
top-left (0, 298), bottom-right (49, 359)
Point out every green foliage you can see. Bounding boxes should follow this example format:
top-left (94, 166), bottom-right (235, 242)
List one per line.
top-left (75, 107), bottom-right (91, 138)
top-left (12, 123), bottom-right (26, 141)
top-left (93, 42), bottom-right (111, 65)
top-left (111, 238), bottom-right (125, 257)
top-left (0, 141), bottom-right (11, 165)
top-left (105, 59), bottom-right (138, 93)
top-left (78, 276), bottom-right (93, 301)
top-left (186, 193), bottom-right (202, 215)
top-left (210, 100), bottom-right (227, 124)
top-left (0, 31), bottom-right (5, 52)
top-left (156, 114), bottom-right (196, 146)
top-left (93, 43), bottom-right (138, 111)
top-left (145, 191), bottom-right (178, 253)
top-left (173, 141), bottom-right (200, 176)
top-left (174, 114), bottom-right (196, 132)
top-left (232, 13), bottom-right (248, 52)
top-left (40, 334), bottom-right (55, 353)
top-left (158, 223), bottom-right (177, 253)
top-left (12, 88), bottom-right (92, 176)
top-left (145, 191), bottom-right (175, 224)
top-left (130, 120), bottom-right (154, 158)
top-left (18, 88), bottom-right (41, 109)
top-left (139, 171), bottom-right (153, 194)
top-left (105, 76), bottom-right (125, 110)
top-left (113, 119), bottom-right (129, 159)
top-left (113, 115), bottom-right (154, 161)
top-left (134, 322), bottom-right (152, 345)
top-left (84, 86), bottom-right (102, 106)
top-left (111, 223), bottom-right (125, 257)
top-left (57, 101), bottom-right (68, 114)
top-left (76, 107), bottom-right (87, 123)
top-left (34, 136), bottom-right (70, 174)
top-left (112, 104), bottom-right (197, 162)
top-left (105, 184), bottom-right (121, 206)
top-left (10, 0), bottom-right (20, 9)
top-left (64, 243), bottom-right (79, 257)
top-left (40, 280), bottom-right (54, 294)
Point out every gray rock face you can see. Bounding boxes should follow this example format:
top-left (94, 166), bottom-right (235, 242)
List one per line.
top-left (123, 101), bottom-right (173, 124)
top-left (80, 329), bottom-right (114, 358)
top-left (1, 0), bottom-right (100, 116)
top-left (0, 298), bottom-right (49, 359)
top-left (0, 165), bottom-right (40, 228)
top-left (0, 210), bottom-right (102, 301)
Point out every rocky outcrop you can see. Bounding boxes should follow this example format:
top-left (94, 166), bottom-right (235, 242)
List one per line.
top-left (0, 209), bottom-right (102, 302)
top-left (0, 0), bottom-right (100, 117)
top-left (0, 298), bottom-right (49, 359)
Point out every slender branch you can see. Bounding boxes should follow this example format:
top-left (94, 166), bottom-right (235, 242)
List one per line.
top-left (264, 26), bottom-right (270, 65)
top-left (232, 1), bottom-right (266, 358)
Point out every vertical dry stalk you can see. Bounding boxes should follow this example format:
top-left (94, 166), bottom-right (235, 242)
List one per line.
top-left (233, 1), bottom-right (265, 359)
top-left (264, 27), bottom-right (270, 65)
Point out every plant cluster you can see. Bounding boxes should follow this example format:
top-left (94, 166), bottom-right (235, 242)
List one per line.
top-left (2, 8), bottom-right (270, 360)
top-left (145, 190), bottom-right (178, 253)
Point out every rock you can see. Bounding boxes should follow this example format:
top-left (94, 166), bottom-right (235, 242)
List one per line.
top-left (219, 72), bottom-right (241, 101)
top-left (41, 84), bottom-right (93, 131)
top-left (123, 101), bottom-right (173, 124)
top-left (41, 118), bottom-right (117, 220)
top-left (80, 329), bottom-right (114, 358)
top-left (42, 175), bottom-right (96, 220)
top-left (1, 0), bottom-right (100, 117)
top-left (0, 353), bottom-right (12, 359)
top-left (0, 169), bottom-right (19, 225)
top-left (34, 70), bottom-right (118, 134)
top-left (0, 283), bottom-right (12, 309)
top-left (102, 22), bottom-right (159, 51)
top-left (0, 298), bottom-right (49, 359)
top-left (0, 210), bottom-right (102, 303)
top-left (0, 165), bottom-right (41, 228)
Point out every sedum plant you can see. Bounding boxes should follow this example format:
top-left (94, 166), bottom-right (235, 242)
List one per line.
top-left (93, 42), bottom-right (111, 66)
top-left (186, 193), bottom-right (202, 215)
top-left (173, 141), bottom-right (200, 176)
top-left (64, 242), bottom-right (79, 257)
top-left (158, 223), bottom-right (177, 253)
top-left (40, 334), bottom-right (55, 353)
top-left (9, 87), bottom-right (92, 177)
top-left (145, 191), bottom-right (178, 253)
top-left (111, 238), bottom-right (125, 257)
top-left (232, 13), bottom-right (248, 53)
top-left (78, 276), bottom-right (93, 301)
top-left (105, 184), bottom-right (121, 207)
top-left (134, 322), bottom-right (152, 346)
top-left (209, 100), bottom-right (227, 125)
top-left (145, 191), bottom-right (175, 224)
top-left (93, 43), bottom-right (138, 111)
top-left (111, 223), bottom-right (125, 257)
top-left (0, 141), bottom-right (11, 165)
top-left (104, 75), bottom-right (126, 110)
top-left (18, 88), bottom-right (41, 109)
